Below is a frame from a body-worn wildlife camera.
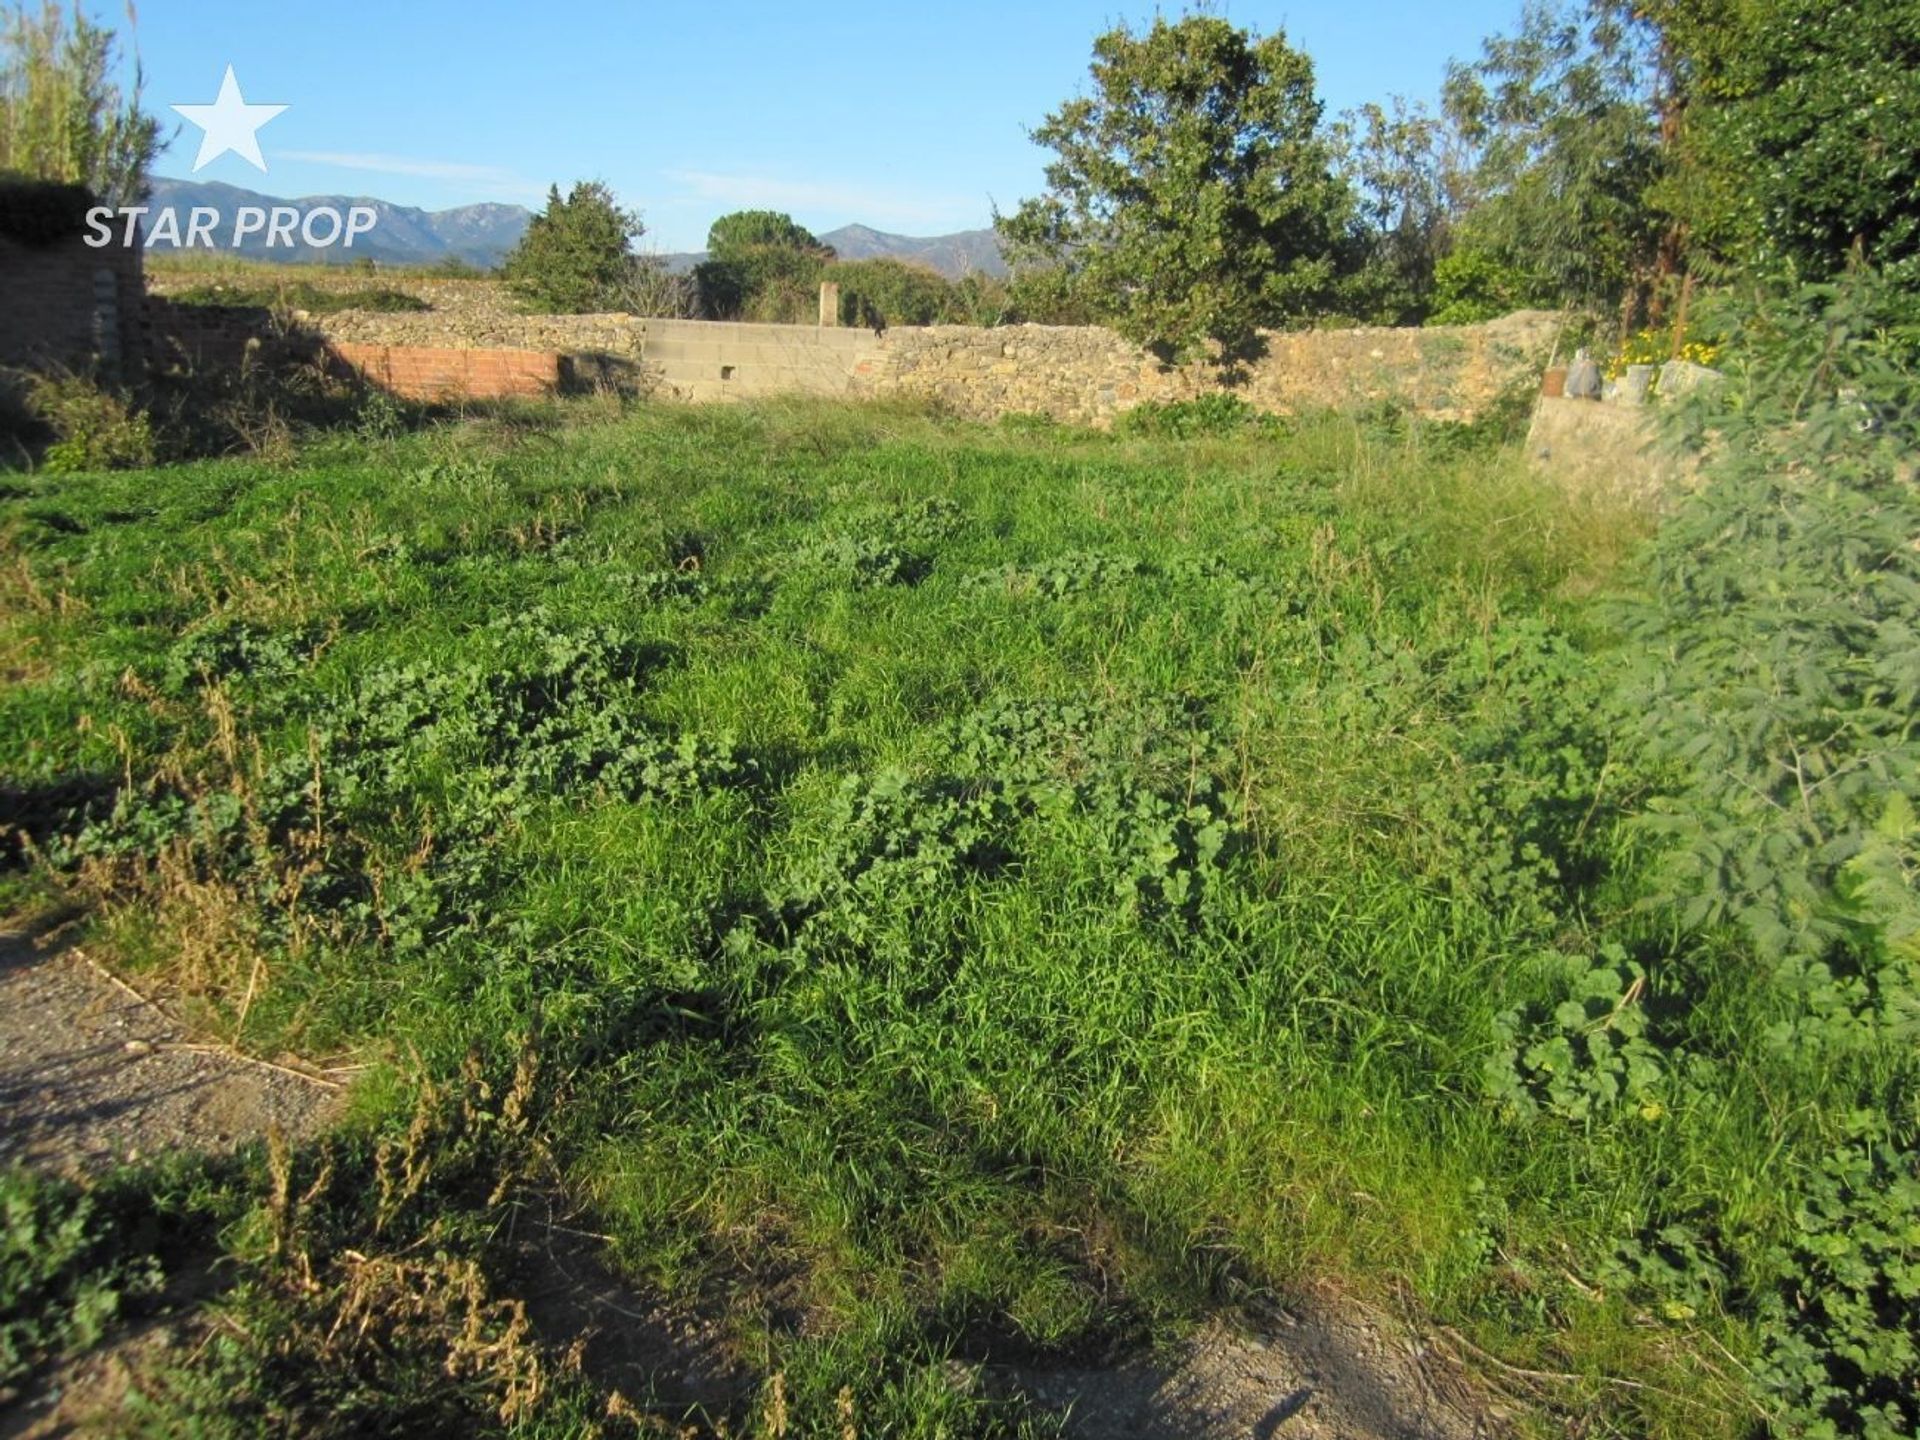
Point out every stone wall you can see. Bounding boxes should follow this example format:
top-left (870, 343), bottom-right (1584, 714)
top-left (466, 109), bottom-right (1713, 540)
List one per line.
top-left (318, 294), bottom-right (647, 360)
top-left (851, 310), bottom-right (1558, 425)
top-left (1525, 388), bottom-right (1716, 507)
top-left (300, 298), bottom-right (1559, 426)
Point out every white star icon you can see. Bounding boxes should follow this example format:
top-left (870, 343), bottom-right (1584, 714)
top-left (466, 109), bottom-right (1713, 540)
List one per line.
top-left (171, 66), bottom-right (287, 173)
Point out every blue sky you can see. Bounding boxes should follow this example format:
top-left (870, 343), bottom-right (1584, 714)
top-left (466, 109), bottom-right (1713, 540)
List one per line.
top-left (119, 1), bottom-right (1521, 252)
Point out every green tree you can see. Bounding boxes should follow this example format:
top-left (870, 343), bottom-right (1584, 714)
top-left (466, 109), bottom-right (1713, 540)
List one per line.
top-left (1654, 0), bottom-right (1920, 285)
top-left (1441, 1), bottom-right (1666, 318)
top-left (996, 14), bottom-right (1352, 361)
top-left (1332, 98), bottom-right (1471, 322)
top-left (694, 210), bottom-right (833, 320)
top-left (501, 181), bottom-right (641, 314)
top-left (826, 257), bottom-right (959, 328)
top-left (705, 209), bottom-right (822, 257)
top-left (0, 1), bottom-right (158, 204)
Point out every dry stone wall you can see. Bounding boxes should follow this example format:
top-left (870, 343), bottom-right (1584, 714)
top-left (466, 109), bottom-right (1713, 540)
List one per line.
top-left (852, 311), bottom-right (1559, 425)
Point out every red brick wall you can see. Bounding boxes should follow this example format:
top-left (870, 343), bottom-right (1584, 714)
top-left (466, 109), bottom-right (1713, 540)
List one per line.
top-left (0, 232), bottom-right (144, 374)
top-left (326, 342), bottom-right (560, 401)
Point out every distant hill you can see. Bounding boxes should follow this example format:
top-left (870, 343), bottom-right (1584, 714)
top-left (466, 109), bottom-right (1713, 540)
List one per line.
top-left (142, 178), bottom-right (1007, 279)
top-left (818, 224), bottom-right (1006, 279)
top-left (144, 178), bottom-right (532, 267)
top-left (660, 226), bottom-right (1005, 280)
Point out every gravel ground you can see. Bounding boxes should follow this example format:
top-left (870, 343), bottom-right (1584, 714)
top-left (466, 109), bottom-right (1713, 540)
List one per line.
top-left (0, 929), bottom-right (342, 1176)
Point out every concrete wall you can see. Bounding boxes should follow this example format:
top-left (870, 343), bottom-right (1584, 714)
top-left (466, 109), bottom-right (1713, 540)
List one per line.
top-left (638, 318), bottom-right (867, 402)
top-left (0, 232), bottom-right (144, 375)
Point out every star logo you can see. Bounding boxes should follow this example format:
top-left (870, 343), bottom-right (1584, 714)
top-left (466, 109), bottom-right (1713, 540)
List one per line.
top-left (171, 66), bottom-right (288, 173)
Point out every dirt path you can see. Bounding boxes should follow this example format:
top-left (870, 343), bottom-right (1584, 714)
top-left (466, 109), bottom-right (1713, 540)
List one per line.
top-left (0, 928), bottom-right (343, 1176)
top-left (996, 1305), bottom-right (1497, 1440)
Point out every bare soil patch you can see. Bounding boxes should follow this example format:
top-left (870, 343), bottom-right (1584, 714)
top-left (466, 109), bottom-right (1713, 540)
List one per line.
top-left (996, 1302), bottom-right (1497, 1440)
top-left (0, 928), bottom-right (343, 1176)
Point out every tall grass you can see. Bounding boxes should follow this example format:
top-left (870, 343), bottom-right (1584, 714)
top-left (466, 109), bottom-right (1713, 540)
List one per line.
top-left (6, 395), bottom-right (1790, 1438)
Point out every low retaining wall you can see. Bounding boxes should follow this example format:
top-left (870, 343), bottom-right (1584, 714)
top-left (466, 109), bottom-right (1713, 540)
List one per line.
top-left (142, 290), bottom-right (1562, 421)
top-left (326, 342), bottom-right (560, 401)
top-left (1525, 395), bottom-right (1705, 505)
top-left (856, 312), bottom-right (1560, 426)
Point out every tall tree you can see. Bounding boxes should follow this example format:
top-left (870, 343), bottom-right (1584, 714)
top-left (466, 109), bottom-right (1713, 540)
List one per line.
top-left (1441, 1), bottom-right (1666, 317)
top-left (501, 181), bottom-right (641, 313)
top-left (1653, 0), bottom-right (1920, 285)
top-left (0, 1), bottom-right (158, 205)
top-left (996, 14), bottom-right (1352, 361)
top-left (1333, 98), bottom-right (1472, 322)
top-left (694, 210), bottom-right (833, 321)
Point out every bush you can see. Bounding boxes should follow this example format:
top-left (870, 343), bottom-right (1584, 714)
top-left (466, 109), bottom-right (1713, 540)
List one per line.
top-left (500, 181), bottom-right (641, 314)
top-left (23, 372), bottom-right (154, 472)
top-left (1607, 268), bottom-right (1920, 1431)
top-left (1614, 270), bottom-right (1920, 1023)
top-left (694, 210), bottom-right (833, 321)
top-left (1754, 1123), bottom-right (1920, 1440)
top-left (829, 258), bottom-right (960, 328)
top-left (1003, 265), bottom-right (1101, 326)
top-left (1113, 393), bottom-right (1279, 440)
top-left (1, 1168), bottom-right (163, 1396)
top-left (1426, 247), bottom-right (1542, 325)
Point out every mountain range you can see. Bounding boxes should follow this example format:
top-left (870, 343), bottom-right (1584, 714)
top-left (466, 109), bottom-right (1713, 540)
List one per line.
top-left (142, 178), bottom-right (1006, 279)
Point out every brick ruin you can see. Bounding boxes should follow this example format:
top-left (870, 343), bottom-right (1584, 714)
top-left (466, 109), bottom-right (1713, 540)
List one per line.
top-left (0, 182), bottom-right (144, 376)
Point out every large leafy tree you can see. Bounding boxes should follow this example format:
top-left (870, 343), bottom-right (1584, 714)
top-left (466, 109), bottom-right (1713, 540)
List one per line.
top-left (996, 15), bottom-right (1351, 361)
top-left (1332, 98), bottom-right (1472, 323)
top-left (1654, 0), bottom-right (1920, 284)
top-left (1441, 1), bottom-right (1667, 318)
top-left (0, 1), bottom-right (158, 205)
top-left (694, 210), bottom-right (834, 320)
top-left (501, 181), bottom-right (641, 313)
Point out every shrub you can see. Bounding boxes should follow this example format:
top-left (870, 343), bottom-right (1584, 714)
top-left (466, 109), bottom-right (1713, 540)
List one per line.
top-left (1426, 247), bottom-right (1542, 326)
top-left (1, 1168), bottom-right (163, 1395)
top-left (1613, 270), bottom-right (1920, 1038)
top-left (1754, 1123), bottom-right (1920, 1440)
top-left (1113, 393), bottom-right (1278, 440)
top-left (1607, 268), bottom-right (1920, 1428)
top-left (23, 372), bottom-right (154, 471)
top-left (829, 258), bottom-right (962, 328)
top-left (500, 181), bottom-right (641, 314)
top-left (694, 210), bottom-right (833, 321)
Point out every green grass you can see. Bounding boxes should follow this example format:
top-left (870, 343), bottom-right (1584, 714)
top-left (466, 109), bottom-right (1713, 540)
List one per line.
top-left (161, 277), bottom-right (431, 314)
top-left (2, 395), bottom-right (1806, 1436)
top-left (146, 251), bottom-right (485, 286)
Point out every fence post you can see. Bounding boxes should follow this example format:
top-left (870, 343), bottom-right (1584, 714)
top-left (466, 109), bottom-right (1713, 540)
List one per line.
top-left (818, 281), bottom-right (840, 327)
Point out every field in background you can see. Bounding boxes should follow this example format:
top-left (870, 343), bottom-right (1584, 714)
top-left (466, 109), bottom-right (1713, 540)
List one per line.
top-left (2, 394), bottom-right (1803, 1437)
